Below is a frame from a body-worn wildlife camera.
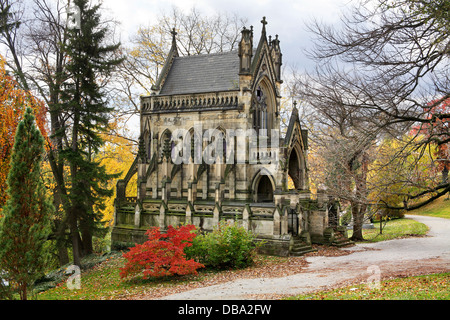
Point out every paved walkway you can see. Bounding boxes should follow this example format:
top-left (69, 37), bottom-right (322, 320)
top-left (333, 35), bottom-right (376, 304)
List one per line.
top-left (160, 215), bottom-right (450, 299)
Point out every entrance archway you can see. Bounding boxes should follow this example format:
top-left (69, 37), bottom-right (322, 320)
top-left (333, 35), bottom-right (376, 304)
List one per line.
top-left (288, 209), bottom-right (299, 235)
top-left (256, 175), bottom-right (274, 202)
top-left (288, 147), bottom-right (302, 190)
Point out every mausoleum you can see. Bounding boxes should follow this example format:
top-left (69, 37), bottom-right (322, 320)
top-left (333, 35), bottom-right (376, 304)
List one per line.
top-left (112, 17), bottom-right (351, 256)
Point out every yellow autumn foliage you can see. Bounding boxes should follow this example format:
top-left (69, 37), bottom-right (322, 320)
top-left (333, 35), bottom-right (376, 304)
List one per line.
top-left (97, 116), bottom-right (138, 226)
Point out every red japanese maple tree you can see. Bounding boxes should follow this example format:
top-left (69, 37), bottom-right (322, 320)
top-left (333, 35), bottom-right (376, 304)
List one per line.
top-left (120, 224), bottom-right (204, 279)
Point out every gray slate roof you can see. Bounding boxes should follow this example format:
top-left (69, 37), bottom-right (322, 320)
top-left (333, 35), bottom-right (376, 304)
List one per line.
top-left (159, 51), bottom-right (240, 95)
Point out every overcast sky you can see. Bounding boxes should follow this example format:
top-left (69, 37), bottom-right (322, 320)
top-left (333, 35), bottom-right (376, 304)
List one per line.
top-left (101, 0), bottom-right (355, 72)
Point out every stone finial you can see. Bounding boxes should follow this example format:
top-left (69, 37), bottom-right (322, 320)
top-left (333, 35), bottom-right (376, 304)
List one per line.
top-left (170, 27), bottom-right (179, 57)
top-left (171, 27), bottom-right (177, 41)
top-left (238, 25), bottom-right (253, 74)
top-left (271, 34), bottom-right (282, 81)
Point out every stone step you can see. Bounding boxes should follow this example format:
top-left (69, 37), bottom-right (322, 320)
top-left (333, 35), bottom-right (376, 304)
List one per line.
top-left (331, 238), bottom-right (354, 247)
top-left (292, 246), bottom-right (313, 253)
top-left (290, 236), bottom-right (317, 256)
top-left (292, 243), bottom-right (312, 250)
top-left (290, 248), bottom-right (317, 256)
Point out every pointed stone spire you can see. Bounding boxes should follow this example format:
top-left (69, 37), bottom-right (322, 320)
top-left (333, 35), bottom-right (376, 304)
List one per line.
top-left (271, 34), bottom-right (282, 81)
top-left (138, 134), bottom-right (146, 162)
top-left (238, 26), bottom-right (253, 74)
top-left (151, 27), bottom-right (179, 92)
top-left (170, 27), bottom-right (179, 57)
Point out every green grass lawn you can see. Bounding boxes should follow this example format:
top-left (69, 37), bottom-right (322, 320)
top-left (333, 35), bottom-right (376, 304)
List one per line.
top-left (35, 197), bottom-right (449, 300)
top-left (347, 195), bottom-right (450, 243)
top-left (35, 253), bottom-right (290, 300)
top-left (35, 253), bottom-right (203, 300)
top-left (408, 196), bottom-right (450, 219)
top-left (286, 272), bottom-right (450, 300)
top-left (37, 217), bottom-right (430, 300)
top-left (289, 197), bottom-right (450, 300)
top-left (347, 217), bottom-right (429, 243)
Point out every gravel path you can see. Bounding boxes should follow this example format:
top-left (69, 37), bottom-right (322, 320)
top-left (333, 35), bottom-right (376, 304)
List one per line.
top-left (159, 215), bottom-right (450, 300)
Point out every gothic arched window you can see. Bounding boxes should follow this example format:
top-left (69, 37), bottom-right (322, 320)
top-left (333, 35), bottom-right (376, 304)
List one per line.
top-left (253, 86), bottom-right (268, 133)
top-left (160, 130), bottom-right (172, 160)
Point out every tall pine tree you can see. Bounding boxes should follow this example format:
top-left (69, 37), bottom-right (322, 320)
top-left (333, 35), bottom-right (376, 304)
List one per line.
top-left (59, 0), bottom-right (123, 266)
top-left (0, 107), bottom-right (53, 300)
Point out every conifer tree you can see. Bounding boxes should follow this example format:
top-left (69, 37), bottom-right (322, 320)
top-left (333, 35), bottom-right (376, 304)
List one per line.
top-left (58, 0), bottom-right (123, 265)
top-left (0, 107), bottom-right (53, 300)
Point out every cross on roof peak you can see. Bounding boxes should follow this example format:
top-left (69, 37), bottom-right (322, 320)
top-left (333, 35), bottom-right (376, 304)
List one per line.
top-left (261, 16), bottom-right (267, 26)
top-left (261, 17), bottom-right (267, 36)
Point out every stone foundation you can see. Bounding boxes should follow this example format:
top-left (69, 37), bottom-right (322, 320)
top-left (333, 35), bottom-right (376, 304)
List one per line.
top-left (111, 196), bottom-right (337, 256)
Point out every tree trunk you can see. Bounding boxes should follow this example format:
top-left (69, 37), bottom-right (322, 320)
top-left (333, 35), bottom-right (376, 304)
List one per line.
top-left (350, 201), bottom-right (364, 241)
top-left (68, 209), bottom-right (81, 267)
top-left (350, 150), bottom-right (369, 241)
top-left (380, 214), bottom-right (383, 235)
top-left (80, 218), bottom-right (93, 256)
top-left (19, 283), bottom-right (27, 301)
top-left (54, 224), bottom-right (70, 266)
top-left (57, 241), bottom-right (70, 266)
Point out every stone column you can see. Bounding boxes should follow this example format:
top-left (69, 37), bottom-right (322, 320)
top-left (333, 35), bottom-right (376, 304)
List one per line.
top-left (138, 181), bottom-right (146, 200)
top-left (281, 206), bottom-right (288, 235)
top-left (273, 206), bottom-right (281, 236)
top-left (161, 180), bottom-right (168, 202)
top-left (213, 203), bottom-right (220, 226)
top-left (186, 202), bottom-right (193, 225)
top-left (159, 202), bottom-right (166, 229)
top-left (152, 170), bottom-right (158, 199)
top-left (309, 209), bottom-right (328, 243)
top-left (134, 204), bottom-right (141, 228)
top-left (229, 169), bottom-right (236, 200)
top-left (187, 182), bottom-right (193, 202)
top-left (242, 205), bottom-right (250, 231)
top-left (202, 171), bottom-right (208, 199)
top-left (215, 183), bottom-right (220, 204)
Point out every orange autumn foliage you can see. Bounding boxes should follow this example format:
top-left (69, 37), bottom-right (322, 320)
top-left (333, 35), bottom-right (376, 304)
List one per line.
top-left (411, 98), bottom-right (450, 174)
top-left (0, 55), bottom-right (48, 211)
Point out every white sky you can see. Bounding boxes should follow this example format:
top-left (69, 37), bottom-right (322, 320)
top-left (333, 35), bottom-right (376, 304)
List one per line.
top-left (101, 0), bottom-right (355, 72)
top-left (1, 0), bottom-right (356, 135)
top-left (98, 0), bottom-right (357, 134)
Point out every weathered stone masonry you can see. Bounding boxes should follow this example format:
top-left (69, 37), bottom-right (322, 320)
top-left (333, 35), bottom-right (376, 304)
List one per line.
top-left (112, 18), bottom-right (351, 256)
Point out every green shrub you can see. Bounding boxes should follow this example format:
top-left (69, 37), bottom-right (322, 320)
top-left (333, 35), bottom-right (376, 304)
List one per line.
top-left (185, 221), bottom-right (258, 270)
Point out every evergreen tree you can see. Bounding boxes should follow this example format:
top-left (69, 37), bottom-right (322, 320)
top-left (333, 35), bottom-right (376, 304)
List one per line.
top-left (0, 107), bottom-right (53, 300)
top-left (59, 0), bottom-right (123, 265)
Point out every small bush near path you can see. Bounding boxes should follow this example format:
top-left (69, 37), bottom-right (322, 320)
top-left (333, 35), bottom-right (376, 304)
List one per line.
top-left (286, 272), bottom-right (450, 300)
top-left (185, 221), bottom-right (259, 270)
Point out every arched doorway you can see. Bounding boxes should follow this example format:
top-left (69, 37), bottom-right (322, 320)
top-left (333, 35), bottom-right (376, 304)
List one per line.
top-left (288, 147), bottom-right (302, 190)
top-left (256, 175), bottom-right (274, 202)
